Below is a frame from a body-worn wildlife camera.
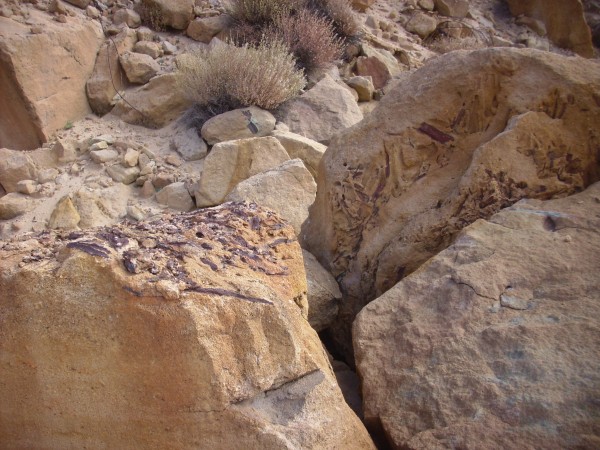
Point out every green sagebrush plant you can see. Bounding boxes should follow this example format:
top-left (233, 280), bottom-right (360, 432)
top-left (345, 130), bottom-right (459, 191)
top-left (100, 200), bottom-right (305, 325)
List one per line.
top-left (176, 40), bottom-right (306, 115)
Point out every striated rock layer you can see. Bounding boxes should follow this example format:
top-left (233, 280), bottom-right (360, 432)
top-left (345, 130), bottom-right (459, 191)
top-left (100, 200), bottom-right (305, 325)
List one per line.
top-left (0, 203), bottom-right (375, 450)
top-left (303, 48), bottom-right (600, 359)
top-left (354, 182), bottom-right (600, 449)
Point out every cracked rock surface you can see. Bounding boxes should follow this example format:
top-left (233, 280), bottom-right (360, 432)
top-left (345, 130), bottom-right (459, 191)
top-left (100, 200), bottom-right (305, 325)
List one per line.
top-left (0, 202), bottom-right (375, 449)
top-left (353, 182), bottom-right (600, 449)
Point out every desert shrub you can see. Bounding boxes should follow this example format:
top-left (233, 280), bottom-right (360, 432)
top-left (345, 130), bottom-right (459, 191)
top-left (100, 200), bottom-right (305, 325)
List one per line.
top-left (137, 0), bottom-right (166, 31)
top-left (307, 0), bottom-right (360, 42)
top-left (266, 9), bottom-right (343, 71)
top-left (176, 40), bottom-right (306, 115)
top-left (228, 0), bottom-right (306, 27)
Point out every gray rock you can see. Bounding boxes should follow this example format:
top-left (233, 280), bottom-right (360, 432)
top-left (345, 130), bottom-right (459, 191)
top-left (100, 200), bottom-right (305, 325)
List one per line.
top-left (0, 193), bottom-right (34, 220)
top-left (186, 15), bottom-right (231, 43)
top-left (38, 168), bottom-right (59, 184)
top-left (406, 12), bottom-right (438, 39)
top-left (113, 8), bottom-right (141, 28)
top-left (0, 149), bottom-right (38, 193)
top-left (303, 250), bottom-right (341, 332)
top-left (171, 127), bottom-right (208, 161)
top-left (195, 136), bottom-right (290, 207)
top-left (119, 51), bottom-right (160, 84)
top-left (201, 106), bottom-right (276, 146)
top-left (225, 159), bottom-right (316, 236)
top-left (277, 75), bottom-right (363, 145)
top-left (48, 196), bottom-right (80, 230)
top-left (106, 165), bottom-right (140, 185)
top-left (346, 76), bottom-right (375, 102)
top-left (16, 180), bottom-right (37, 195)
top-left (271, 131), bottom-right (327, 179)
top-left (133, 41), bottom-right (162, 59)
top-left (156, 181), bottom-right (195, 211)
top-left (434, 0), bottom-right (469, 18)
top-left (90, 149), bottom-right (119, 164)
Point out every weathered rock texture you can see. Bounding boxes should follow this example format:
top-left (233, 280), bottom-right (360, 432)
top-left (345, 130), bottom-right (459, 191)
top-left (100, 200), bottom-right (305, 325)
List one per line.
top-left (304, 48), bottom-right (600, 358)
top-left (0, 203), bottom-right (375, 450)
top-left (0, 11), bottom-right (103, 149)
top-left (354, 183), bottom-right (600, 449)
top-left (507, 0), bottom-right (595, 58)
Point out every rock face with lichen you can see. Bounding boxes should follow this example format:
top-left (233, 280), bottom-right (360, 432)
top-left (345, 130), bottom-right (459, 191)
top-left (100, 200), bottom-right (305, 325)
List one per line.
top-left (0, 202), bottom-right (375, 450)
top-left (354, 182), bottom-right (600, 449)
top-left (303, 48), bottom-right (600, 359)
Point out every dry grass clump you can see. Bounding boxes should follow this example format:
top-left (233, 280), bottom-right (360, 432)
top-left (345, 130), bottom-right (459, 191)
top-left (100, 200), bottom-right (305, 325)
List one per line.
top-left (137, 0), bottom-right (166, 31)
top-left (177, 40), bottom-right (306, 115)
top-left (227, 0), bottom-right (305, 27)
top-left (266, 9), bottom-right (343, 71)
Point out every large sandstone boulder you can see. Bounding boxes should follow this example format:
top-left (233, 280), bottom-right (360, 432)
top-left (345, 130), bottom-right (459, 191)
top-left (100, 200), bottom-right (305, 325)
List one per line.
top-left (354, 183), bottom-right (600, 449)
top-left (225, 159), bottom-right (317, 236)
top-left (507, 0), bottom-right (595, 58)
top-left (0, 10), bottom-right (103, 149)
top-left (86, 28), bottom-right (138, 116)
top-left (0, 203), bottom-right (375, 450)
top-left (304, 48), bottom-right (600, 358)
top-left (277, 74), bottom-right (363, 145)
top-left (111, 73), bottom-right (191, 128)
top-left (194, 137), bottom-right (290, 207)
